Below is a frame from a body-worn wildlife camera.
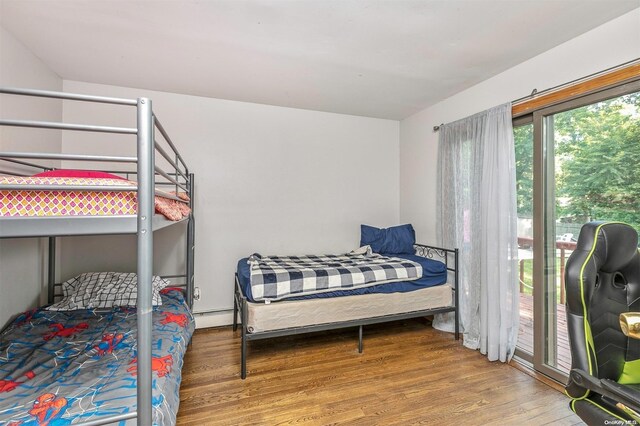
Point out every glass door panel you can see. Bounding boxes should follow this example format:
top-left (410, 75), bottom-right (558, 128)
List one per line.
top-left (537, 89), bottom-right (640, 379)
top-left (515, 83), bottom-right (640, 382)
top-left (515, 122), bottom-right (534, 360)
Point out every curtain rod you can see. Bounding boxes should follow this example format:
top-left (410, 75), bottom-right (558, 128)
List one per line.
top-left (433, 57), bottom-right (640, 132)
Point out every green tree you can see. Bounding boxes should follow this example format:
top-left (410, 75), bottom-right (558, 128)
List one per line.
top-left (554, 93), bottom-right (640, 229)
top-left (514, 124), bottom-right (533, 216)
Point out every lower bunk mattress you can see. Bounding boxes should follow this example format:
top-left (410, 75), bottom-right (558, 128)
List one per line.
top-left (0, 289), bottom-right (194, 425)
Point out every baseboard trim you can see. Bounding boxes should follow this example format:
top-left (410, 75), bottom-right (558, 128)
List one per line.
top-left (193, 309), bottom-right (233, 329)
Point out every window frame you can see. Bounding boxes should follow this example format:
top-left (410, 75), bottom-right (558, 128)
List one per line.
top-left (514, 77), bottom-right (640, 383)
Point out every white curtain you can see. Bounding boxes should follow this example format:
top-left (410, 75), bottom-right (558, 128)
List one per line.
top-left (433, 103), bottom-right (519, 362)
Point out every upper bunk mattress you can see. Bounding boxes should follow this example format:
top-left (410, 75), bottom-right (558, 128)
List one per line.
top-left (0, 289), bottom-right (194, 426)
top-left (0, 176), bottom-right (190, 221)
top-left (237, 252), bottom-right (448, 303)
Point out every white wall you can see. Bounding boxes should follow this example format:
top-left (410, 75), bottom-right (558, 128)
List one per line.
top-left (8, 7), bottom-right (636, 329)
top-left (399, 9), bottom-right (640, 243)
top-left (0, 26), bottom-right (62, 327)
top-left (60, 80), bottom-right (400, 326)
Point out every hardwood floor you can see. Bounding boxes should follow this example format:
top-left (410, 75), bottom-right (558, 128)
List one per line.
top-left (177, 319), bottom-right (583, 425)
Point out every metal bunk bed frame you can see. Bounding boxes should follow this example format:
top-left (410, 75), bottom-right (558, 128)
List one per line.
top-left (0, 87), bottom-right (195, 426)
top-left (233, 243), bottom-right (459, 379)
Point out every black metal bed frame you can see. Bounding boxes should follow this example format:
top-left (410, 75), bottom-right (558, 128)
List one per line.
top-left (232, 243), bottom-right (459, 379)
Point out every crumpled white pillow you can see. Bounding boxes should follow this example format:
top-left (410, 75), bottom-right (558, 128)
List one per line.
top-left (47, 272), bottom-right (168, 311)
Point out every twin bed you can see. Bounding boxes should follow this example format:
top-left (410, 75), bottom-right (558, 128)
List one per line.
top-left (0, 87), bottom-right (195, 425)
top-left (233, 225), bottom-right (459, 379)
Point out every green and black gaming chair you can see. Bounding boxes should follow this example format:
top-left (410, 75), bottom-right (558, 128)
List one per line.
top-left (565, 221), bottom-right (640, 424)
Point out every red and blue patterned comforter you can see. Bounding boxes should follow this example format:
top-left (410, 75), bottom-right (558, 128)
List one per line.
top-left (0, 289), bottom-right (194, 425)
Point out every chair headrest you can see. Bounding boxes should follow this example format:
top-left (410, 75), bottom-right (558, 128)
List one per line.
top-left (576, 222), bottom-right (638, 272)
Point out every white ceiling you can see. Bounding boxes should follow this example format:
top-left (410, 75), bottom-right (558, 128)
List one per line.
top-left (1, 0), bottom-right (638, 120)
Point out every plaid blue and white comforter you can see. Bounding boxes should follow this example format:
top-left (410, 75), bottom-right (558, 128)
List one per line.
top-left (0, 289), bottom-right (194, 426)
top-left (249, 249), bottom-right (423, 301)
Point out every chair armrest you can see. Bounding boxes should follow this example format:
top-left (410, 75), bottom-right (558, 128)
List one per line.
top-left (570, 369), bottom-right (604, 393)
top-left (571, 369), bottom-right (640, 414)
top-left (601, 379), bottom-right (640, 413)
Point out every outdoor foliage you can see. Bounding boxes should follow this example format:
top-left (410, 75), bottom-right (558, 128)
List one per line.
top-left (555, 93), bottom-right (640, 229)
top-left (514, 124), bottom-right (533, 216)
top-left (514, 92), bottom-right (640, 229)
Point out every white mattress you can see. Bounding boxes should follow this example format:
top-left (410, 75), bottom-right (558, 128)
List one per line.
top-left (245, 284), bottom-right (452, 333)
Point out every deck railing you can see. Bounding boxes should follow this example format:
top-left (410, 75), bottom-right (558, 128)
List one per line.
top-left (517, 236), bottom-right (577, 304)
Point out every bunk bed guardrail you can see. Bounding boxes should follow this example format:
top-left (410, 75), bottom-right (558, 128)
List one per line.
top-left (0, 86), bottom-right (195, 426)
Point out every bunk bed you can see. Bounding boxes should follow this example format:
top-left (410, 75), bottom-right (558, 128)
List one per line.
top-left (233, 241), bottom-right (459, 379)
top-left (0, 87), bottom-right (195, 425)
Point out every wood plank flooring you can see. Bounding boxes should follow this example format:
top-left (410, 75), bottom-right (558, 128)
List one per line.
top-left (177, 319), bottom-right (582, 425)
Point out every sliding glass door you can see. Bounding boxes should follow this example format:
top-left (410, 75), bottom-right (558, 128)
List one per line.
top-left (515, 119), bottom-right (534, 362)
top-left (515, 81), bottom-right (640, 381)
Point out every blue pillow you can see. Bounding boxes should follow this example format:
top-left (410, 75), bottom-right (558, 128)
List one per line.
top-left (360, 224), bottom-right (416, 255)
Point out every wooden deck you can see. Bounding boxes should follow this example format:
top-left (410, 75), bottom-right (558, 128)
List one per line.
top-left (518, 293), bottom-right (572, 373)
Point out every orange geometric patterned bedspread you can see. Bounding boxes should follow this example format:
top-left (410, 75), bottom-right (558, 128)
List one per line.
top-left (0, 176), bottom-right (190, 220)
